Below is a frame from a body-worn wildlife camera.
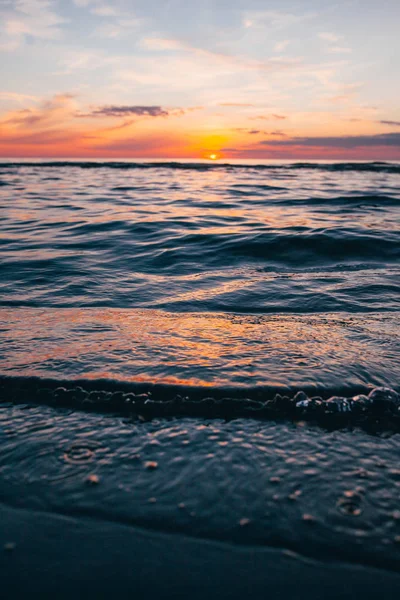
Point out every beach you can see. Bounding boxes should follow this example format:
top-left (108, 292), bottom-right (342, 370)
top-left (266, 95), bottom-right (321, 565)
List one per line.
top-left (0, 160), bottom-right (399, 597)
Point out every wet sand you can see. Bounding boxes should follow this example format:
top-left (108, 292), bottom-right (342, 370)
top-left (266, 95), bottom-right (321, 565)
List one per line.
top-left (1, 401), bottom-right (400, 598)
top-left (2, 503), bottom-right (400, 600)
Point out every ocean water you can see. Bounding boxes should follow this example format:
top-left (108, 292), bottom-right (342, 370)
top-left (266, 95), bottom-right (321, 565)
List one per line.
top-left (0, 160), bottom-right (399, 397)
top-left (1, 160), bottom-right (400, 571)
top-left (1, 160), bottom-right (399, 313)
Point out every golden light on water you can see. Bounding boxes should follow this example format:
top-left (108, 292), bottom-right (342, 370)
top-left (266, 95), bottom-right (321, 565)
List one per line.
top-left (2, 307), bottom-right (379, 388)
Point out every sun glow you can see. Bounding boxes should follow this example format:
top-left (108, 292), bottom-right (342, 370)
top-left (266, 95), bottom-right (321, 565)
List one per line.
top-left (209, 154), bottom-right (218, 160)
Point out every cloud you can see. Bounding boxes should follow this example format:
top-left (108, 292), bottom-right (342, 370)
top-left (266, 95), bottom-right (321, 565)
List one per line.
top-left (325, 94), bottom-right (354, 104)
top-left (318, 32), bottom-right (340, 43)
top-left (329, 46), bottom-right (352, 54)
top-left (274, 40), bottom-right (290, 53)
top-left (219, 102), bottom-right (255, 107)
top-left (114, 34), bottom-right (348, 112)
top-left (80, 105), bottom-right (173, 118)
top-left (91, 4), bottom-right (119, 17)
top-left (250, 114), bottom-right (287, 121)
top-left (73, 0), bottom-right (140, 39)
top-left (317, 32), bottom-right (352, 55)
top-left (379, 120), bottom-right (400, 127)
top-left (260, 132), bottom-right (400, 148)
top-left (0, 0), bottom-right (67, 50)
top-left (234, 128), bottom-right (287, 137)
top-left (3, 93), bottom-right (76, 127)
top-left (73, 0), bottom-right (116, 13)
top-left (266, 130), bottom-right (287, 137)
top-left (139, 36), bottom-right (302, 77)
top-left (0, 93), bottom-right (161, 156)
top-left (56, 50), bottom-right (121, 75)
top-left (5, 107), bottom-right (46, 126)
top-left (141, 38), bottom-right (185, 51)
top-left (243, 10), bottom-right (316, 30)
top-left (0, 93), bottom-right (84, 153)
top-left (93, 19), bottom-right (139, 39)
top-left (0, 91), bottom-right (39, 104)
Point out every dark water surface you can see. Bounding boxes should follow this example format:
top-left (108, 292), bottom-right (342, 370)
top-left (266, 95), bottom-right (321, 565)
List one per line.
top-left (1, 404), bottom-right (400, 571)
top-left (1, 161), bottom-right (399, 575)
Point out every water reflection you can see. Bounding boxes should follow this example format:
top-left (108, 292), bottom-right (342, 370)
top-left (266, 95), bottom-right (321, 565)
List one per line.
top-left (0, 308), bottom-right (398, 389)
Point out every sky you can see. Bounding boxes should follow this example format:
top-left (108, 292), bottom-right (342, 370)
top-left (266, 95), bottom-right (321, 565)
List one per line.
top-left (0, 0), bottom-right (399, 159)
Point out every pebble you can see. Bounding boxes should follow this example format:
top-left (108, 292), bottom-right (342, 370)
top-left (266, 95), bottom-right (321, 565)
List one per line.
top-left (144, 461), bottom-right (158, 470)
top-left (302, 514), bottom-right (315, 523)
top-left (337, 492), bottom-right (363, 516)
top-left (239, 518), bottom-right (251, 527)
top-left (86, 474), bottom-right (100, 485)
top-left (289, 490), bottom-right (302, 501)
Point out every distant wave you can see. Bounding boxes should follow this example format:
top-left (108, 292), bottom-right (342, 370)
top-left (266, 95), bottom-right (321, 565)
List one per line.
top-left (1, 161), bottom-right (400, 174)
top-left (273, 194), bottom-right (400, 206)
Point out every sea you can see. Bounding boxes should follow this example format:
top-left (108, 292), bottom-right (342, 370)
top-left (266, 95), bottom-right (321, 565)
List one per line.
top-left (0, 159), bottom-right (400, 574)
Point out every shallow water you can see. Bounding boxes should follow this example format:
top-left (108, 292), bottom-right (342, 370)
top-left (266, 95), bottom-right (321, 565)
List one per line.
top-left (1, 308), bottom-right (399, 389)
top-left (0, 161), bottom-right (399, 572)
top-left (1, 403), bottom-right (400, 571)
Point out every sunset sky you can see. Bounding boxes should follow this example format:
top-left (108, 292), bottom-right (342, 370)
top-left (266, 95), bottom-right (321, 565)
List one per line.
top-left (0, 0), bottom-right (399, 159)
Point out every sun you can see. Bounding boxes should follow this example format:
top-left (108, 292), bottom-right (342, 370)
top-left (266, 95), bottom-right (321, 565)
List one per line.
top-left (209, 154), bottom-right (218, 160)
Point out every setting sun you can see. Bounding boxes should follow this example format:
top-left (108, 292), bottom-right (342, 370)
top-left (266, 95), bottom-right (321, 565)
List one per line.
top-left (209, 154), bottom-right (218, 160)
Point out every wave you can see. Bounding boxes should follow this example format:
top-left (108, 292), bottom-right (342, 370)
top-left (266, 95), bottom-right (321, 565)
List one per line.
top-left (1, 161), bottom-right (400, 174)
top-left (272, 194), bottom-right (400, 206)
top-left (1, 376), bottom-right (399, 429)
top-left (201, 229), bottom-right (400, 264)
top-left (2, 227), bottom-right (398, 270)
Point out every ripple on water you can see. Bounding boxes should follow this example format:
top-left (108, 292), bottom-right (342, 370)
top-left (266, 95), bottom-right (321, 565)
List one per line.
top-left (63, 442), bottom-right (100, 464)
top-left (1, 403), bottom-right (400, 571)
top-left (0, 162), bottom-right (399, 311)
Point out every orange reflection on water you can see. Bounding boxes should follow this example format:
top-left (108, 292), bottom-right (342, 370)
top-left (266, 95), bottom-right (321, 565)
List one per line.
top-left (1, 307), bottom-right (394, 389)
